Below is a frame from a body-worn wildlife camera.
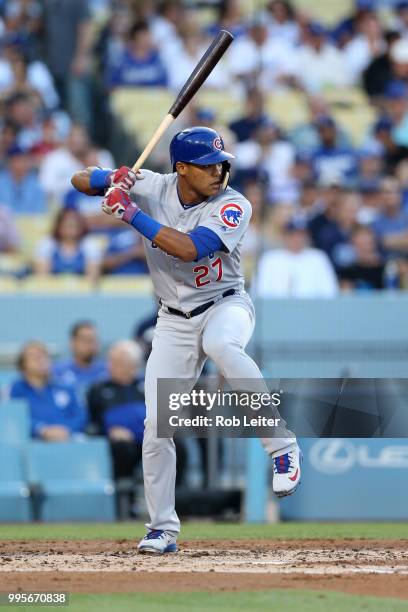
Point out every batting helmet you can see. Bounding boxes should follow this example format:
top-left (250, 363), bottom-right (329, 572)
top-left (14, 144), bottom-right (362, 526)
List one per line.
top-left (170, 126), bottom-right (235, 171)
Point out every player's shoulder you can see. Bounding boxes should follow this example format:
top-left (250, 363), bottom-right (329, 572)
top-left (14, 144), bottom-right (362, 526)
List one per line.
top-left (208, 186), bottom-right (252, 228)
top-left (131, 169), bottom-right (176, 197)
top-left (212, 186), bottom-right (252, 212)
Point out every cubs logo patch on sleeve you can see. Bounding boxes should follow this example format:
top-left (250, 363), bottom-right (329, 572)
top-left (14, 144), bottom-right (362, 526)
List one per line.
top-left (219, 203), bottom-right (244, 229)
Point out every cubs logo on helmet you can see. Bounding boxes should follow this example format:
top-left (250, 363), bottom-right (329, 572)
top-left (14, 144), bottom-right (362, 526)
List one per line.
top-left (213, 137), bottom-right (223, 151)
top-left (219, 203), bottom-right (243, 229)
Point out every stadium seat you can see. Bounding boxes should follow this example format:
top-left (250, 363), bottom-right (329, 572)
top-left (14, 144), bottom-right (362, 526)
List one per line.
top-left (98, 274), bottom-right (153, 294)
top-left (0, 445), bottom-right (31, 522)
top-left (0, 400), bottom-right (30, 446)
top-left (112, 87), bottom-right (374, 148)
top-left (15, 215), bottom-right (50, 260)
top-left (0, 277), bottom-right (20, 293)
top-left (20, 275), bottom-right (94, 294)
top-left (0, 254), bottom-right (25, 277)
top-left (27, 439), bottom-right (116, 522)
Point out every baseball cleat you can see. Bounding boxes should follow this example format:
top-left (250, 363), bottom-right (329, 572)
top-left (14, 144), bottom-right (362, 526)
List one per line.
top-left (272, 445), bottom-right (302, 498)
top-left (137, 530), bottom-right (178, 554)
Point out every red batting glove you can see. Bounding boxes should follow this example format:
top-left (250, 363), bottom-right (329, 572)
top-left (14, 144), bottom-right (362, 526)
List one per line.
top-left (102, 187), bottom-right (140, 223)
top-left (110, 166), bottom-right (138, 191)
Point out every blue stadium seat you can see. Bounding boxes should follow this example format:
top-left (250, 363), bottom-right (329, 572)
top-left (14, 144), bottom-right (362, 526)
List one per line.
top-left (0, 400), bottom-right (30, 446)
top-left (0, 445), bottom-right (31, 522)
top-left (27, 439), bottom-right (116, 522)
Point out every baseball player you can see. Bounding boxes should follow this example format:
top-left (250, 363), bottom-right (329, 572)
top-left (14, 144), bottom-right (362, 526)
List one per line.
top-left (72, 126), bottom-right (301, 554)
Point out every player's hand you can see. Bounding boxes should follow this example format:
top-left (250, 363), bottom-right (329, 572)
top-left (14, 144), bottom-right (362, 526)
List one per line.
top-left (102, 187), bottom-right (140, 222)
top-left (110, 166), bottom-right (143, 191)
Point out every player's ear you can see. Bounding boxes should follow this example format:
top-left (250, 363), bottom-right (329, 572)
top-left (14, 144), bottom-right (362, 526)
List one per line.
top-left (176, 161), bottom-right (187, 176)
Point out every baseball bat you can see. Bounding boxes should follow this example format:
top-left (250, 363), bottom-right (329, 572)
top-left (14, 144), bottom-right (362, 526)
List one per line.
top-left (131, 30), bottom-right (234, 172)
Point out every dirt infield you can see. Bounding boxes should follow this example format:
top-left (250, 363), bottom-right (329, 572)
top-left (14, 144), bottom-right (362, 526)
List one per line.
top-left (0, 539), bottom-right (407, 599)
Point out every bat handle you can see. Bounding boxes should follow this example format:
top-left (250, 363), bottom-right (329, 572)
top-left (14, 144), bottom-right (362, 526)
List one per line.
top-left (131, 114), bottom-right (175, 173)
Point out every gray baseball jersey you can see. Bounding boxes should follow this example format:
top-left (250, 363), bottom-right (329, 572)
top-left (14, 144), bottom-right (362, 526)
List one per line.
top-left (128, 169), bottom-right (298, 536)
top-left (130, 170), bottom-right (251, 310)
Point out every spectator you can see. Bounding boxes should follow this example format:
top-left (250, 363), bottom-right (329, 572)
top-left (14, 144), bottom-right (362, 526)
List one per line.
top-left (295, 22), bottom-right (352, 92)
top-left (4, 91), bottom-right (43, 151)
top-left (39, 124), bottom-right (114, 204)
top-left (94, 3), bottom-right (130, 83)
top-left (310, 115), bottom-right (358, 186)
top-left (229, 88), bottom-right (269, 143)
top-left (53, 320), bottom-right (107, 397)
top-left (206, 0), bottom-right (246, 39)
top-left (265, 0), bottom-right (300, 45)
top-left (339, 224), bottom-right (385, 291)
top-left (290, 94), bottom-right (352, 156)
top-left (106, 21), bottom-right (168, 88)
top-left (0, 205), bottom-right (20, 252)
top-left (390, 37), bottom-right (408, 85)
top-left (372, 176), bottom-right (408, 257)
top-left (357, 148), bottom-right (384, 192)
top-left (164, 25), bottom-right (230, 91)
top-left (226, 13), bottom-right (297, 91)
top-left (0, 143), bottom-right (46, 214)
top-left (310, 189), bottom-right (361, 269)
top-left (0, 120), bottom-right (19, 168)
top-left (9, 341), bottom-right (87, 441)
top-left (253, 217), bottom-right (338, 297)
top-left (240, 180), bottom-right (269, 280)
top-left (342, 10), bottom-right (385, 84)
top-left (43, 0), bottom-right (94, 128)
top-left (3, 1), bottom-right (43, 58)
top-left (0, 40), bottom-right (59, 109)
top-left (234, 118), bottom-right (296, 203)
top-left (88, 336), bottom-right (188, 487)
top-left (101, 228), bottom-right (148, 275)
top-left (362, 30), bottom-right (401, 100)
top-left (393, 2), bottom-right (408, 36)
top-left (87, 340), bottom-right (145, 480)
top-left (369, 115), bottom-right (403, 173)
top-left (150, 1), bottom-right (184, 51)
top-left (133, 308), bottom-right (158, 364)
top-left (33, 208), bottom-right (101, 282)
top-left (385, 81), bottom-right (408, 149)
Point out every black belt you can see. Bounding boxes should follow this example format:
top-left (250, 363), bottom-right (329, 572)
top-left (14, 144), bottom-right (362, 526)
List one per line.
top-left (165, 289), bottom-right (236, 319)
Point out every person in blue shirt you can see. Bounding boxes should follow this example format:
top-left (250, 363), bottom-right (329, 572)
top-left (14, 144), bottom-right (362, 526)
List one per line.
top-left (33, 208), bottom-right (102, 282)
top-left (53, 321), bottom-right (107, 400)
top-left (106, 21), bottom-right (168, 88)
top-left (310, 115), bottom-right (358, 186)
top-left (10, 341), bottom-right (87, 441)
top-left (372, 176), bottom-right (408, 258)
top-left (0, 144), bottom-right (46, 214)
top-left (87, 340), bottom-right (187, 485)
top-left (87, 340), bottom-right (145, 479)
top-left (229, 88), bottom-right (269, 143)
top-left (102, 228), bottom-right (148, 275)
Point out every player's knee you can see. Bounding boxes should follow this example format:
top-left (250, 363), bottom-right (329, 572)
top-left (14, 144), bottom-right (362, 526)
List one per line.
top-left (203, 333), bottom-right (241, 364)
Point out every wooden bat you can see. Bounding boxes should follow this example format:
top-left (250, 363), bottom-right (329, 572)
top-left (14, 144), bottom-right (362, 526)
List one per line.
top-left (131, 30), bottom-right (234, 173)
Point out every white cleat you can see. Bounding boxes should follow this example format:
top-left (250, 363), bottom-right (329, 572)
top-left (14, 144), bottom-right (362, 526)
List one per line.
top-left (272, 445), bottom-right (302, 498)
top-left (137, 530), bottom-right (178, 554)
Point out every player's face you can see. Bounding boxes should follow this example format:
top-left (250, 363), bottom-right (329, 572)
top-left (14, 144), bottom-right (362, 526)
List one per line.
top-left (178, 162), bottom-right (223, 201)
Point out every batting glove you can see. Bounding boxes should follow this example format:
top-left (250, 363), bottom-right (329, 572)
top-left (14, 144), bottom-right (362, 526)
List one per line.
top-left (101, 187), bottom-right (140, 223)
top-left (110, 166), bottom-right (141, 191)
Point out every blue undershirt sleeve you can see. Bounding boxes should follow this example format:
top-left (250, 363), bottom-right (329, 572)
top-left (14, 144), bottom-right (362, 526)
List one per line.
top-left (188, 226), bottom-right (227, 261)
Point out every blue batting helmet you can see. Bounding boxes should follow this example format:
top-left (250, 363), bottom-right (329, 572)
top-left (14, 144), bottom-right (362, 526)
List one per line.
top-left (170, 126), bottom-right (235, 171)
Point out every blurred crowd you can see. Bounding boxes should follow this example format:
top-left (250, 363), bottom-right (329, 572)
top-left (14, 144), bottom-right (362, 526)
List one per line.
top-left (1, 316), bottom-right (207, 512)
top-left (1, 0), bottom-right (408, 293)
